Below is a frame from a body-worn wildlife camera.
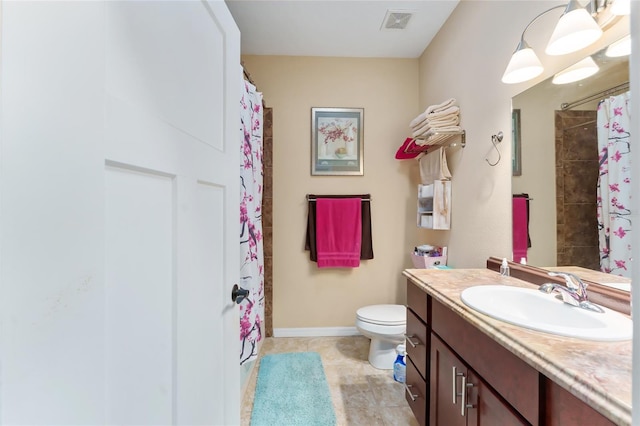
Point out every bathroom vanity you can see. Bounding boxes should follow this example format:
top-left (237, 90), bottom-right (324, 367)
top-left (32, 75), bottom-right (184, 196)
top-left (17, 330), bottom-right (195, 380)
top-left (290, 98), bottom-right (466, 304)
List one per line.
top-left (403, 268), bottom-right (631, 426)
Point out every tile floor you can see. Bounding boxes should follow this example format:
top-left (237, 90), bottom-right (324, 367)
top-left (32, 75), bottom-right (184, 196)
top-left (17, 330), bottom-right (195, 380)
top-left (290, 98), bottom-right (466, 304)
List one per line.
top-left (241, 336), bottom-right (419, 426)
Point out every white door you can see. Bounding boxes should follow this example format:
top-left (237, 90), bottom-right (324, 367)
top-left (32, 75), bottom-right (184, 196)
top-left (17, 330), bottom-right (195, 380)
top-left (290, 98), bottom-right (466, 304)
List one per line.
top-left (0, 1), bottom-right (240, 425)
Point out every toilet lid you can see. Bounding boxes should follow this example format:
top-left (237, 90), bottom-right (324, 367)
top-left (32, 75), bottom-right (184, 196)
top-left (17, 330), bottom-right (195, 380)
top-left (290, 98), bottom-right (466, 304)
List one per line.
top-left (356, 304), bottom-right (406, 325)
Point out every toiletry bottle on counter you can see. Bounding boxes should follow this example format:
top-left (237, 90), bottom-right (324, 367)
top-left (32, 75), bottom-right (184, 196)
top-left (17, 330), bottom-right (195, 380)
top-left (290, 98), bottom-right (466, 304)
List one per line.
top-left (393, 344), bottom-right (406, 383)
top-left (500, 258), bottom-right (510, 276)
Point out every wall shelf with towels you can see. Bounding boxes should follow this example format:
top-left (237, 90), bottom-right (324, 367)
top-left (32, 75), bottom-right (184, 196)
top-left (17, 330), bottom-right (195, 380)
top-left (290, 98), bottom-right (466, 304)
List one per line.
top-left (403, 130), bottom-right (466, 154)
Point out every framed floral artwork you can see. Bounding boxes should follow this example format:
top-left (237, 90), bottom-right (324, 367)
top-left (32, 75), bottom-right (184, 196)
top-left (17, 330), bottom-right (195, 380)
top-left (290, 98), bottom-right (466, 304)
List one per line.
top-left (311, 107), bottom-right (364, 176)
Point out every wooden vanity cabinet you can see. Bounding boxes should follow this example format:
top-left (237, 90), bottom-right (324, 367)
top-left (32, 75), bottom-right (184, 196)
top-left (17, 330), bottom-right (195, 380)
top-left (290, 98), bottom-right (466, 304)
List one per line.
top-left (430, 335), bottom-right (527, 426)
top-left (405, 281), bottom-right (431, 425)
top-left (544, 380), bottom-right (615, 425)
top-left (406, 277), bottom-right (622, 426)
top-left (406, 279), bottom-right (537, 426)
top-left (431, 300), bottom-right (539, 425)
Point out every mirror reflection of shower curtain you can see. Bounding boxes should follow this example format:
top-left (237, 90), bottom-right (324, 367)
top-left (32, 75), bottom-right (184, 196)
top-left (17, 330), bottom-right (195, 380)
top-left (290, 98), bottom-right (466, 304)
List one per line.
top-left (239, 78), bottom-right (264, 364)
top-left (596, 91), bottom-right (631, 277)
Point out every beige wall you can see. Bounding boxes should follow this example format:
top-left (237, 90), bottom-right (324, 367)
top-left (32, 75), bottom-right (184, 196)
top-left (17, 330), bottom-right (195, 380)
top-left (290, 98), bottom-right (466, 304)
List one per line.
top-left (241, 56), bottom-right (422, 329)
top-left (242, 1), bottom-right (634, 329)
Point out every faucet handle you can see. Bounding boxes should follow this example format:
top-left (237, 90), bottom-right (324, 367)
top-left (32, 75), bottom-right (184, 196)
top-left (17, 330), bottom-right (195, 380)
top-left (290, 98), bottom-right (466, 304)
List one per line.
top-left (547, 272), bottom-right (588, 296)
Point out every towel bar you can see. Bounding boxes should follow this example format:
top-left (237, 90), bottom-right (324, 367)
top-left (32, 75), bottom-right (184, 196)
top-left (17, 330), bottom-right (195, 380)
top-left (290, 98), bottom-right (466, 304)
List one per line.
top-left (307, 194), bottom-right (371, 202)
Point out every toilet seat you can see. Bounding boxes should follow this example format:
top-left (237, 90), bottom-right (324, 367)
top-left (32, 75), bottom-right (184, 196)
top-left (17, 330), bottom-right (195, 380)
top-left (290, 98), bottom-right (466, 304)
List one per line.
top-left (356, 304), bottom-right (406, 326)
top-left (355, 304), bottom-right (407, 369)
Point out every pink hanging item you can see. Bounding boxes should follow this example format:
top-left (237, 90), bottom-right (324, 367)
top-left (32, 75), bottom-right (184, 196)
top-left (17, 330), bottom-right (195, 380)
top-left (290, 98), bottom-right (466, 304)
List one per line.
top-left (512, 197), bottom-right (528, 263)
top-left (316, 198), bottom-right (362, 268)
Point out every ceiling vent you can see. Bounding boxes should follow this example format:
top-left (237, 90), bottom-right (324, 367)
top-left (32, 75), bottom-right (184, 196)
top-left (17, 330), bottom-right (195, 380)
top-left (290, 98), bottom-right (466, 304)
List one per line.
top-left (381, 10), bottom-right (414, 30)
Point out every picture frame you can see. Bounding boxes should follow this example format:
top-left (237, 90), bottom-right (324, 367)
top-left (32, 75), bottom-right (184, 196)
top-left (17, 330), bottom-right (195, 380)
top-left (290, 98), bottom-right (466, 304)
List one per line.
top-left (311, 107), bottom-right (364, 176)
top-left (512, 109), bottom-right (522, 176)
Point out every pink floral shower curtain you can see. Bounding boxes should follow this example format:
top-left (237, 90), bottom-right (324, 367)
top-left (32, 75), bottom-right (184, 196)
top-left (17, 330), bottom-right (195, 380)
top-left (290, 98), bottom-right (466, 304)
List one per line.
top-left (596, 91), bottom-right (631, 277)
top-left (239, 79), bottom-right (264, 364)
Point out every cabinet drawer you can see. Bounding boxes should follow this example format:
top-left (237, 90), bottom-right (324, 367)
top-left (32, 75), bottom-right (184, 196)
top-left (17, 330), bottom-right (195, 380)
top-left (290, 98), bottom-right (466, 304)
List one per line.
top-left (432, 300), bottom-right (539, 425)
top-left (406, 356), bottom-right (428, 426)
top-left (406, 308), bottom-right (428, 379)
top-left (407, 280), bottom-right (429, 323)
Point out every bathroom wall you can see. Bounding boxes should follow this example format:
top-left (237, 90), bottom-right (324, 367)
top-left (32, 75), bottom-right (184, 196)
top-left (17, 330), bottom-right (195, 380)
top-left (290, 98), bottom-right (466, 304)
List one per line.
top-left (418, 0), bottom-right (632, 269)
top-left (240, 56), bottom-right (421, 330)
top-left (241, 1), bottom-right (634, 331)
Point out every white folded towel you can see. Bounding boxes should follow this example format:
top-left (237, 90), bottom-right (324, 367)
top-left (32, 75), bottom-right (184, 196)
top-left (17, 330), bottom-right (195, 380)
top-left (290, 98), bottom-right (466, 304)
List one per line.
top-left (412, 121), bottom-right (432, 138)
top-left (410, 111), bottom-right (428, 128)
top-left (418, 147), bottom-right (452, 184)
top-left (425, 98), bottom-right (457, 115)
top-left (411, 115), bottom-right (460, 137)
top-left (426, 105), bottom-right (459, 119)
top-left (425, 115), bottom-right (460, 128)
top-left (409, 98), bottom-right (458, 128)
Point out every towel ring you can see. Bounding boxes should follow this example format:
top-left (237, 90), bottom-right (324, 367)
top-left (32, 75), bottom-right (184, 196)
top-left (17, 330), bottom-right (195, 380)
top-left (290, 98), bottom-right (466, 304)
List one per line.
top-left (486, 131), bottom-right (503, 166)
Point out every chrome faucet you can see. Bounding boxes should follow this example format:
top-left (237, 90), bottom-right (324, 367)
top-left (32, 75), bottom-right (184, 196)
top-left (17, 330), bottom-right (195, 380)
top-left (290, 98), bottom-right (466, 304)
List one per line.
top-left (538, 272), bottom-right (605, 313)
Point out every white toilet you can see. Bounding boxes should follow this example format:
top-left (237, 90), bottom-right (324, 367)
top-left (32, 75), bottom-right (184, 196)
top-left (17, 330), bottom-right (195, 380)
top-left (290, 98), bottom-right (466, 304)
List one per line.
top-left (355, 304), bottom-right (406, 369)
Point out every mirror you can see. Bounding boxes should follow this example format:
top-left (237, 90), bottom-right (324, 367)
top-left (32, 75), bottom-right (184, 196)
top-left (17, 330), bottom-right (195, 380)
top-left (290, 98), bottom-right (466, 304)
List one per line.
top-left (511, 32), bottom-right (631, 290)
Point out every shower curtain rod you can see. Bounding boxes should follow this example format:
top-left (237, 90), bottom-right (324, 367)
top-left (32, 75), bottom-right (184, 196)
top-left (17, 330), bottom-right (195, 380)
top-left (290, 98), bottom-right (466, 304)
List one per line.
top-left (561, 81), bottom-right (629, 111)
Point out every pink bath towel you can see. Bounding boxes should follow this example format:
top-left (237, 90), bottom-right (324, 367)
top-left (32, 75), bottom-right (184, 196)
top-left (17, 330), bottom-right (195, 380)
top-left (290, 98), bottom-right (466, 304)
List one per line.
top-left (316, 198), bottom-right (362, 268)
top-left (512, 197), bottom-right (528, 263)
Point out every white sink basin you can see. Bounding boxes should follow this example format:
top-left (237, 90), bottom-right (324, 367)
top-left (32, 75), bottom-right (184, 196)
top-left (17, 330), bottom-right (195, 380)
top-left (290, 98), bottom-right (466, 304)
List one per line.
top-left (460, 285), bottom-right (632, 341)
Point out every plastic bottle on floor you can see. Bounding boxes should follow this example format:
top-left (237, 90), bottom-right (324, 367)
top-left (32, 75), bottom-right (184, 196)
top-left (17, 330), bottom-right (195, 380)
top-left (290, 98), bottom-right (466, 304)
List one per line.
top-left (393, 344), bottom-right (406, 383)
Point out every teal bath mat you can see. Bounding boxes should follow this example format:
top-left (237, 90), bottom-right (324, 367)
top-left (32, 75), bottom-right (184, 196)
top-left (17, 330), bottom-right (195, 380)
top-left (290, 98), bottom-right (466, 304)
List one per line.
top-left (251, 352), bottom-right (336, 426)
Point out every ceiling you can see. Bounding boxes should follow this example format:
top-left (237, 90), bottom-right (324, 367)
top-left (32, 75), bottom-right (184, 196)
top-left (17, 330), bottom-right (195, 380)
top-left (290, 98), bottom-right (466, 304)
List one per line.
top-left (224, 0), bottom-right (460, 58)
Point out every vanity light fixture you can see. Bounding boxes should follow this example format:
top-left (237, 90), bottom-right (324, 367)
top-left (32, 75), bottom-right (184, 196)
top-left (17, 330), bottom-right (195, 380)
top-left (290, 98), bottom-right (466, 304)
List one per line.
top-left (501, 39), bottom-right (544, 84)
top-left (552, 56), bottom-right (599, 84)
top-left (545, 0), bottom-right (602, 56)
top-left (501, 5), bottom-right (565, 84)
top-left (605, 34), bottom-right (631, 57)
top-left (502, 0), bottom-right (622, 85)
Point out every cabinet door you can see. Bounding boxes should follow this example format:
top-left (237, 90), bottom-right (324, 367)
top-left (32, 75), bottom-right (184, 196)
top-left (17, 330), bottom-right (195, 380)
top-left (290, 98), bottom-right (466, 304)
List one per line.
top-left (431, 335), bottom-right (528, 426)
top-left (430, 335), bottom-right (467, 426)
top-left (466, 369), bottom-right (528, 426)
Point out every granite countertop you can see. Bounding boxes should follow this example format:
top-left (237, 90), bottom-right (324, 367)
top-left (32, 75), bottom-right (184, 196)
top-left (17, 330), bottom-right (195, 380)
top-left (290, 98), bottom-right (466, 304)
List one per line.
top-left (403, 268), bottom-right (632, 426)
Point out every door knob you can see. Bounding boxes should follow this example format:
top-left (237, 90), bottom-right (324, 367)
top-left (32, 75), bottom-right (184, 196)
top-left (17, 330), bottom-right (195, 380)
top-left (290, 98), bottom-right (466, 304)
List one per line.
top-left (231, 284), bottom-right (250, 304)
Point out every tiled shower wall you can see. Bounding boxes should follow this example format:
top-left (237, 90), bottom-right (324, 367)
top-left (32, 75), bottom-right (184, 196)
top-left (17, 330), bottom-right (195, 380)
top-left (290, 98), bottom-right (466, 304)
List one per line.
top-left (263, 107), bottom-right (273, 337)
top-left (555, 110), bottom-right (599, 270)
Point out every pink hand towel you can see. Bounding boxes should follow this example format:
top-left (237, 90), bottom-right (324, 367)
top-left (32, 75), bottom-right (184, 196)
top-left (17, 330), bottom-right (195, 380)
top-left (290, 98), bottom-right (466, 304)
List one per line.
top-left (512, 197), bottom-right (528, 263)
top-left (316, 198), bottom-right (362, 268)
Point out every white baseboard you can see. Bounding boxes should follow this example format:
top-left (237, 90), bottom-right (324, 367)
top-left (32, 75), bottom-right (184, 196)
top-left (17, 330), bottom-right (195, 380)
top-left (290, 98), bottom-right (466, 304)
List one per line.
top-left (272, 326), bottom-right (361, 338)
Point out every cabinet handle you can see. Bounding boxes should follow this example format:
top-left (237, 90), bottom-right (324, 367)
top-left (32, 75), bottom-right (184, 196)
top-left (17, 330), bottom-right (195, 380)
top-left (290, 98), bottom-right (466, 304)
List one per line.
top-left (460, 376), bottom-right (475, 417)
top-left (404, 334), bottom-right (421, 348)
top-left (452, 366), bottom-right (464, 404)
top-left (404, 382), bottom-right (419, 401)
top-left (460, 376), bottom-right (467, 416)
